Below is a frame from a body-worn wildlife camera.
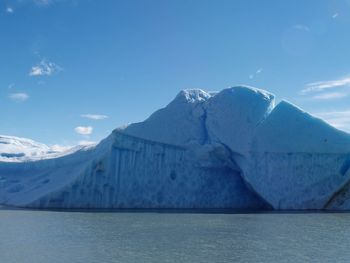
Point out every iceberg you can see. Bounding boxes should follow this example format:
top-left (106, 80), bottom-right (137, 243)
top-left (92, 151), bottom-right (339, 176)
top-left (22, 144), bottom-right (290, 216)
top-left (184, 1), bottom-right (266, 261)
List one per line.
top-left (1, 86), bottom-right (350, 210)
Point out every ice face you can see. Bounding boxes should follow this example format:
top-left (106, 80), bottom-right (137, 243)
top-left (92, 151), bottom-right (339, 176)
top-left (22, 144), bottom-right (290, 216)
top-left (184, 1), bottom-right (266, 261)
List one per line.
top-left (241, 152), bottom-right (350, 209)
top-left (0, 132), bottom-right (270, 209)
top-left (241, 100), bottom-right (350, 209)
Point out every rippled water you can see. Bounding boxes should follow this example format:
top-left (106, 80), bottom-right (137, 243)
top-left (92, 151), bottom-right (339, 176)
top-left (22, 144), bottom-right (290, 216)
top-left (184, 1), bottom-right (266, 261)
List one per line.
top-left (0, 209), bottom-right (350, 263)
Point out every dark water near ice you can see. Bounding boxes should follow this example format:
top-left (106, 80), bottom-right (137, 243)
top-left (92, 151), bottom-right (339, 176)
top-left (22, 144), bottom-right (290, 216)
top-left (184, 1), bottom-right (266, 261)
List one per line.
top-left (1, 209), bottom-right (350, 263)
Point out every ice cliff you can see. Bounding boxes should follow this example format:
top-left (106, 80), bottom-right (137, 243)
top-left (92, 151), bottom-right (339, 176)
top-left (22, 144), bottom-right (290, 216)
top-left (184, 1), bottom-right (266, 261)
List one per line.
top-left (1, 86), bottom-right (350, 210)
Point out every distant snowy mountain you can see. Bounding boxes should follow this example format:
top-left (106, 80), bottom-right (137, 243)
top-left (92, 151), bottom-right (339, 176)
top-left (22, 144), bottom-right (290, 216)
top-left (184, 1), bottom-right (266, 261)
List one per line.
top-left (1, 86), bottom-right (350, 210)
top-left (0, 135), bottom-right (86, 162)
top-left (0, 135), bottom-right (56, 162)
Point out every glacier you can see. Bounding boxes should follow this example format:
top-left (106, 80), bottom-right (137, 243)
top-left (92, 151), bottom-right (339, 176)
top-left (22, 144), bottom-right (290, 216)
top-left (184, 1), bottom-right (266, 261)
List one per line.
top-left (1, 86), bottom-right (350, 210)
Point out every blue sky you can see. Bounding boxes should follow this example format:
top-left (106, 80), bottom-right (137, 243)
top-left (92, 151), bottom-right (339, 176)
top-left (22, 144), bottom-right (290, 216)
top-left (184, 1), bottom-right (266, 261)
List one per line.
top-left (1, 0), bottom-right (350, 146)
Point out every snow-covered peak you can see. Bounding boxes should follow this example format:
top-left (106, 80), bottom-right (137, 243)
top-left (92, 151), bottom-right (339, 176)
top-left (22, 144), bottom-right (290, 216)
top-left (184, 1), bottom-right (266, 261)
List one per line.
top-left (124, 89), bottom-right (210, 145)
top-left (218, 85), bottom-right (274, 101)
top-left (124, 86), bottom-right (276, 148)
top-left (205, 86), bottom-right (276, 153)
top-left (173, 89), bottom-right (211, 104)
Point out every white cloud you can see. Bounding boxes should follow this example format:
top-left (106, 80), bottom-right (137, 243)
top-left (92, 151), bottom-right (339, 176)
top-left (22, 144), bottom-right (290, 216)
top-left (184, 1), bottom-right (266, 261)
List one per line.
top-left (313, 111), bottom-right (350, 131)
top-left (8, 93), bottom-right (29, 102)
top-left (33, 0), bottom-right (52, 6)
top-left (50, 144), bottom-right (72, 152)
top-left (29, 59), bottom-right (62, 77)
top-left (332, 13), bottom-right (339, 19)
top-left (81, 114), bottom-right (109, 120)
top-left (311, 92), bottom-right (348, 100)
top-left (292, 25), bottom-right (310, 31)
top-left (74, 126), bottom-right (93, 135)
top-left (208, 91), bottom-right (219, 96)
top-left (301, 76), bottom-right (350, 94)
top-left (78, 140), bottom-right (96, 146)
top-left (32, 0), bottom-right (72, 7)
top-left (6, 7), bottom-right (14, 13)
top-left (249, 68), bottom-right (263, 80)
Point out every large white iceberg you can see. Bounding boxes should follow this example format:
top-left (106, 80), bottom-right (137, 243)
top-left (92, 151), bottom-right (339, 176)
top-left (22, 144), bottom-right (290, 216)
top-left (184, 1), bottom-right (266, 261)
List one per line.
top-left (1, 86), bottom-right (350, 210)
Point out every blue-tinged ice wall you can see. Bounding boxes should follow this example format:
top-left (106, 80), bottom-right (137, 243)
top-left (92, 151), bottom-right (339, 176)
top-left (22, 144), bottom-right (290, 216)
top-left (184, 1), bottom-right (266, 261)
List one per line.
top-left (28, 132), bottom-right (269, 209)
top-left (242, 152), bottom-right (350, 209)
top-left (241, 101), bottom-right (350, 210)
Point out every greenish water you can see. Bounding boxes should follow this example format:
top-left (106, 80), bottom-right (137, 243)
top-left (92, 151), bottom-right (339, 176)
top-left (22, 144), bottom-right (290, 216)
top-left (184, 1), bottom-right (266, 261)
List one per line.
top-left (0, 210), bottom-right (350, 263)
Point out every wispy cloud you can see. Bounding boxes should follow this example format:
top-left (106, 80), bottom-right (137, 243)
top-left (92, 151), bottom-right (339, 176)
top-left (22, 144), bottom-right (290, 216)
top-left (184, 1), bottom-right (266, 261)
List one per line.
top-left (78, 140), bottom-right (96, 146)
top-left (6, 7), bottom-right (14, 13)
top-left (50, 144), bottom-right (72, 152)
top-left (332, 13), bottom-right (339, 19)
top-left (292, 24), bottom-right (310, 31)
top-left (313, 111), bottom-right (350, 131)
top-left (249, 68), bottom-right (263, 80)
top-left (8, 93), bottom-right (29, 102)
top-left (32, 0), bottom-right (73, 7)
top-left (311, 92), bottom-right (348, 100)
top-left (301, 76), bottom-right (350, 94)
top-left (81, 114), bottom-right (109, 120)
top-left (5, 1), bottom-right (55, 13)
top-left (33, 0), bottom-right (52, 6)
top-left (29, 59), bottom-right (62, 77)
top-left (74, 126), bottom-right (93, 135)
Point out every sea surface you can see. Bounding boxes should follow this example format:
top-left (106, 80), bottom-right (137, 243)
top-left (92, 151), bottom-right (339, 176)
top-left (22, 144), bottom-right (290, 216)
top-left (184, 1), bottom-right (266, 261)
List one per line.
top-left (0, 209), bottom-right (350, 263)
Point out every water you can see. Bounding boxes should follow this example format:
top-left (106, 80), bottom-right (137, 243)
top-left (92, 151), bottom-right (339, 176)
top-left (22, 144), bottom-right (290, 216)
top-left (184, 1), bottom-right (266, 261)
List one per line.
top-left (0, 209), bottom-right (350, 263)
